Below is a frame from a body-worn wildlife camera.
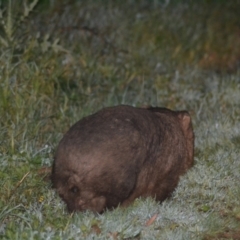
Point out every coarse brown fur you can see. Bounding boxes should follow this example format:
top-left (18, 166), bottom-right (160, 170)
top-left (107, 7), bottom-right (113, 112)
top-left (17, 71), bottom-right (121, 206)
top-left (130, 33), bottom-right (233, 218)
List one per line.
top-left (51, 105), bottom-right (194, 213)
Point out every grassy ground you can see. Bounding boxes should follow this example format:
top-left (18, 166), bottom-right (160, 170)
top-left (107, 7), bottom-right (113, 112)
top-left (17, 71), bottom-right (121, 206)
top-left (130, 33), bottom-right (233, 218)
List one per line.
top-left (0, 0), bottom-right (240, 239)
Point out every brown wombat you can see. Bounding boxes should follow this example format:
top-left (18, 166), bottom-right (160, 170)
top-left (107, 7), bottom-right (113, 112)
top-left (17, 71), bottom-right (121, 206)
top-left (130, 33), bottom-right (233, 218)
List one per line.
top-left (51, 105), bottom-right (194, 213)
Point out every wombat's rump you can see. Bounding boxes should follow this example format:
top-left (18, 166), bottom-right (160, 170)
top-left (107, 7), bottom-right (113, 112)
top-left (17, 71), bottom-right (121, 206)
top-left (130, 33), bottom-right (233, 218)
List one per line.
top-left (51, 105), bottom-right (194, 213)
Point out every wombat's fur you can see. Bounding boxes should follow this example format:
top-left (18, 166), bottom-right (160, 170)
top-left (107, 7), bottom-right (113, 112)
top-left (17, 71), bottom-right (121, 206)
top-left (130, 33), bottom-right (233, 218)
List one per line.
top-left (51, 105), bottom-right (194, 213)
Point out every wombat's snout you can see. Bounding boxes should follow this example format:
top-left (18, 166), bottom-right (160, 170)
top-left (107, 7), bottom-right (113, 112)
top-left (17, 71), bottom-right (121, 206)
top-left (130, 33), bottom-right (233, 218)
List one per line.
top-left (52, 105), bottom-right (194, 213)
top-left (67, 194), bottom-right (107, 213)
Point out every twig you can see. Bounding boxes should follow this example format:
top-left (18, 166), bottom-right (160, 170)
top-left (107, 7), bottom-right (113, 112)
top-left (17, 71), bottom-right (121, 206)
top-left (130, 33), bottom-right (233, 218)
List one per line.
top-left (64, 212), bottom-right (74, 231)
top-left (8, 171), bottom-right (30, 199)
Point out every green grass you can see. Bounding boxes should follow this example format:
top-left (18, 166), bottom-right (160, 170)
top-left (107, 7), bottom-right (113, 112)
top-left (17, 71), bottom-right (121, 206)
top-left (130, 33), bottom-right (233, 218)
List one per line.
top-left (0, 0), bottom-right (240, 239)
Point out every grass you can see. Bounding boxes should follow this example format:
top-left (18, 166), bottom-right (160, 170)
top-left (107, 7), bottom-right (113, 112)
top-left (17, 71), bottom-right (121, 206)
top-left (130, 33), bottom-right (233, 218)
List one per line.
top-left (0, 0), bottom-right (240, 239)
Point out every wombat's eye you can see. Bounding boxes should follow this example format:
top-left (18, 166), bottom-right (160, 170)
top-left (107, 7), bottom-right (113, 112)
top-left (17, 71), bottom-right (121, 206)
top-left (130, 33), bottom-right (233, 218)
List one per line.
top-left (70, 186), bottom-right (79, 194)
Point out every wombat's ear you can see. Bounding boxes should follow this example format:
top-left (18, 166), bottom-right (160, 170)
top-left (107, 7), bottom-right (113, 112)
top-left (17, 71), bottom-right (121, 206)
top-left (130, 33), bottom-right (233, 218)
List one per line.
top-left (177, 111), bottom-right (194, 168)
top-left (177, 111), bottom-right (191, 133)
top-left (140, 105), bottom-right (152, 109)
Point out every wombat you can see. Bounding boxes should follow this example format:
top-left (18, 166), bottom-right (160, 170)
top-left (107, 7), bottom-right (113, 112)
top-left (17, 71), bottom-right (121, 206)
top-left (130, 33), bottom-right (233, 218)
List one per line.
top-left (51, 105), bottom-right (194, 213)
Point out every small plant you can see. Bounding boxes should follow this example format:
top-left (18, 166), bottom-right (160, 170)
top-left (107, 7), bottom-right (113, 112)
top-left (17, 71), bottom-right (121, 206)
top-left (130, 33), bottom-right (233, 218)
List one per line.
top-left (0, 0), bottom-right (66, 67)
top-left (0, 0), bottom-right (39, 51)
